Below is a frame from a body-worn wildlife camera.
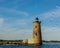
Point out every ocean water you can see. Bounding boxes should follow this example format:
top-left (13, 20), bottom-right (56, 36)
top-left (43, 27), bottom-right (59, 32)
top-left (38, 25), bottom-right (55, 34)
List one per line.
top-left (0, 43), bottom-right (60, 48)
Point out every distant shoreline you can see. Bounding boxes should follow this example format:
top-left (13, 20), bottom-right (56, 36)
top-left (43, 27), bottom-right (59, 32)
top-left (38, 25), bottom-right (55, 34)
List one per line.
top-left (0, 40), bottom-right (22, 45)
top-left (0, 40), bottom-right (60, 45)
top-left (43, 40), bottom-right (60, 43)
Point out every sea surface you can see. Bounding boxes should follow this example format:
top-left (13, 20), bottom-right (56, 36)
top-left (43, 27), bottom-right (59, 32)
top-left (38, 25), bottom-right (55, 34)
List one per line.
top-left (0, 43), bottom-right (60, 48)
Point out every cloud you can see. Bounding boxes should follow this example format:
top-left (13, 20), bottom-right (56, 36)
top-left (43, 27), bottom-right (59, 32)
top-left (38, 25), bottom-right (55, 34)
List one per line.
top-left (39, 6), bottom-right (60, 21)
top-left (0, 18), bottom-right (4, 24)
top-left (0, 7), bottom-right (29, 17)
top-left (0, 27), bottom-right (32, 40)
top-left (0, 18), bottom-right (32, 40)
top-left (42, 26), bottom-right (60, 40)
top-left (15, 19), bottom-right (29, 25)
top-left (0, 18), bottom-right (4, 27)
top-left (42, 26), bottom-right (60, 33)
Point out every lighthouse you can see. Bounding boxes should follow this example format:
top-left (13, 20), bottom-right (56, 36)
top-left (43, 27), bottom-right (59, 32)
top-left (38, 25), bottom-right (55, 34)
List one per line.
top-left (33, 18), bottom-right (42, 45)
top-left (23, 18), bottom-right (42, 45)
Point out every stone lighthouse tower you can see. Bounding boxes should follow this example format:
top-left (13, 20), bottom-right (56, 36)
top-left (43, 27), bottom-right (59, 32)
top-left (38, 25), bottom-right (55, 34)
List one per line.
top-left (33, 18), bottom-right (42, 45)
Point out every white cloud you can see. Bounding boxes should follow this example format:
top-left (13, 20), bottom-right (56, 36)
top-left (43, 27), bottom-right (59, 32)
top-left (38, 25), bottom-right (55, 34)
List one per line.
top-left (0, 7), bottom-right (29, 17)
top-left (42, 26), bottom-right (60, 41)
top-left (0, 18), bottom-right (4, 24)
top-left (39, 6), bottom-right (60, 21)
top-left (15, 19), bottom-right (28, 25)
top-left (0, 27), bottom-right (32, 40)
top-left (42, 26), bottom-right (60, 33)
top-left (0, 18), bottom-right (4, 27)
top-left (0, 18), bottom-right (32, 40)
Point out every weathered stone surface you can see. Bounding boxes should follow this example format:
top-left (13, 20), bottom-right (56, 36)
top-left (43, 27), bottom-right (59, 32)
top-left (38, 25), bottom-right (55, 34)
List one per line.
top-left (33, 18), bottom-right (42, 45)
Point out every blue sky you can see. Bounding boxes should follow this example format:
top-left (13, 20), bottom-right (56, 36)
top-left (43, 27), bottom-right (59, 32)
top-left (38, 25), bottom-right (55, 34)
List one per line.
top-left (0, 0), bottom-right (60, 40)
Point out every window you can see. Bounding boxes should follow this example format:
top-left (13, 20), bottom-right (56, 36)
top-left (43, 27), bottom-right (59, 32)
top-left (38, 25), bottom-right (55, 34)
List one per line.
top-left (35, 32), bottom-right (37, 36)
top-left (35, 26), bottom-right (37, 28)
